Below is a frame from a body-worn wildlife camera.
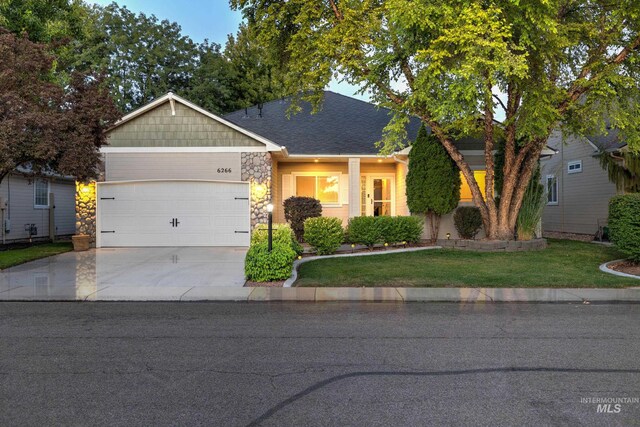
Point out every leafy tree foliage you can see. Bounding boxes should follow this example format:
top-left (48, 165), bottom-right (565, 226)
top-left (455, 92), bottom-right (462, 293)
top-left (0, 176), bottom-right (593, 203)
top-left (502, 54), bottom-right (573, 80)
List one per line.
top-left (232, 0), bottom-right (640, 240)
top-left (0, 0), bottom-right (91, 77)
top-left (223, 24), bottom-right (286, 112)
top-left (599, 152), bottom-right (640, 193)
top-left (77, 3), bottom-right (198, 112)
top-left (406, 124), bottom-right (460, 240)
top-left (0, 30), bottom-right (119, 183)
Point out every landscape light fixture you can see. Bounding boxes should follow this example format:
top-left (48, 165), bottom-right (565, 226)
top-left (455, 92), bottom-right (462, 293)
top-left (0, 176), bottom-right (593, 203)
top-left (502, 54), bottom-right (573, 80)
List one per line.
top-left (266, 203), bottom-right (274, 252)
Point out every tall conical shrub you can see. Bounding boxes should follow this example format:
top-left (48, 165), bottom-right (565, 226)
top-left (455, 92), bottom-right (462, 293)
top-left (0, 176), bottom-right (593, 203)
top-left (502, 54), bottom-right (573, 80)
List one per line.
top-left (406, 124), bottom-right (461, 240)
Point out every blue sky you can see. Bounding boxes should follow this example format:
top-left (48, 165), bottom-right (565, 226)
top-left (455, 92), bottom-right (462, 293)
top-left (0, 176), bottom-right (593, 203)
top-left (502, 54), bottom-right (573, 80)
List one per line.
top-left (90, 0), bottom-right (366, 99)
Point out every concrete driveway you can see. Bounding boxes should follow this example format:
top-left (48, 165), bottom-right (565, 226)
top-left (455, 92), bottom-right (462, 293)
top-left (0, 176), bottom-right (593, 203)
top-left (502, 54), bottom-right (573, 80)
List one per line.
top-left (0, 247), bottom-right (248, 301)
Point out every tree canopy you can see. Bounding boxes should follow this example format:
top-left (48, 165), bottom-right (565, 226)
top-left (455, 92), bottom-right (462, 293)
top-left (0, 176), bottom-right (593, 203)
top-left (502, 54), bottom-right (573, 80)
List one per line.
top-left (0, 30), bottom-right (119, 182)
top-left (232, 0), bottom-right (640, 239)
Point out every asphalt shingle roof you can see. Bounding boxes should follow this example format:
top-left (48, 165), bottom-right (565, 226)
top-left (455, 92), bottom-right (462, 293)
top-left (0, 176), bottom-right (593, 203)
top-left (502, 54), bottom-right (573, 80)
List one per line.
top-left (586, 128), bottom-right (628, 152)
top-left (224, 91), bottom-right (423, 155)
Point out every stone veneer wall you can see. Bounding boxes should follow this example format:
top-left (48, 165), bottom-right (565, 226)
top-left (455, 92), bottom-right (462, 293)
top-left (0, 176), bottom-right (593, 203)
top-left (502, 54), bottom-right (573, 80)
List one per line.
top-left (75, 181), bottom-right (97, 242)
top-left (241, 152), bottom-right (272, 228)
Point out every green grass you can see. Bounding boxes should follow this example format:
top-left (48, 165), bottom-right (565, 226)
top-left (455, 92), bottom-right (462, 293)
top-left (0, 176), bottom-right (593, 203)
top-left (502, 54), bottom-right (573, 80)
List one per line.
top-left (0, 242), bottom-right (73, 270)
top-left (296, 239), bottom-right (637, 288)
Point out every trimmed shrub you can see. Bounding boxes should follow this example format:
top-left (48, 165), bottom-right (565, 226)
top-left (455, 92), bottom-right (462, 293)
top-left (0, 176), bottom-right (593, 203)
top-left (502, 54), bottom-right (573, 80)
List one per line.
top-left (609, 194), bottom-right (640, 263)
top-left (347, 216), bottom-right (381, 248)
top-left (454, 207), bottom-right (483, 239)
top-left (244, 242), bottom-right (297, 282)
top-left (304, 217), bottom-right (344, 255)
top-left (252, 223), bottom-right (302, 254)
top-left (283, 196), bottom-right (322, 242)
top-left (376, 216), bottom-right (401, 244)
top-left (395, 216), bottom-right (424, 243)
top-left (347, 216), bottom-right (423, 247)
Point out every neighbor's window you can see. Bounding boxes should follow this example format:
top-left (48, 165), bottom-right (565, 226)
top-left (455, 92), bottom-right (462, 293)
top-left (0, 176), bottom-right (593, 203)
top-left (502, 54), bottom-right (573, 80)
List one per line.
top-left (459, 170), bottom-right (487, 202)
top-left (295, 174), bottom-right (340, 204)
top-left (546, 175), bottom-right (558, 205)
top-left (567, 160), bottom-right (582, 174)
top-left (34, 179), bottom-right (49, 208)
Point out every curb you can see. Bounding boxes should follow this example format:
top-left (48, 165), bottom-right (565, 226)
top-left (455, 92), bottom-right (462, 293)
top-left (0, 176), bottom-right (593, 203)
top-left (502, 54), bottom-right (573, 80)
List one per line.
top-left (599, 259), bottom-right (640, 280)
top-left (283, 246), bottom-right (442, 288)
top-left (3, 286), bottom-right (640, 303)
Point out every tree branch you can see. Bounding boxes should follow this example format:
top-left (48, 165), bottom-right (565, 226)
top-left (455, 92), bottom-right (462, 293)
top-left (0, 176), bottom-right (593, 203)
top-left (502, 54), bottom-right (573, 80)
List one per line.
top-left (559, 33), bottom-right (640, 114)
top-left (492, 94), bottom-right (507, 113)
top-left (328, 0), bottom-right (343, 21)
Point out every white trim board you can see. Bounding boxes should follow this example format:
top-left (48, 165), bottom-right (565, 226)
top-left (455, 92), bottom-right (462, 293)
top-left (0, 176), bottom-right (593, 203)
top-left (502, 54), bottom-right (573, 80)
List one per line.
top-left (101, 146), bottom-right (269, 153)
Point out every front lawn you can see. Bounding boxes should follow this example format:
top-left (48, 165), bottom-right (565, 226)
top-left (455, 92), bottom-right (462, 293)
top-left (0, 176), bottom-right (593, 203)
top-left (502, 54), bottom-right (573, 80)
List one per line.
top-left (296, 239), bottom-right (637, 288)
top-left (0, 242), bottom-right (73, 270)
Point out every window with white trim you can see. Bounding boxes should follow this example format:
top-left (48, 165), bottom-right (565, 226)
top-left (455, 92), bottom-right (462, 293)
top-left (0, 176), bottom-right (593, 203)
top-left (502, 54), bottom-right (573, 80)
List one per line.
top-left (294, 174), bottom-right (340, 204)
top-left (546, 175), bottom-right (558, 205)
top-left (567, 160), bottom-right (582, 174)
top-left (34, 179), bottom-right (50, 208)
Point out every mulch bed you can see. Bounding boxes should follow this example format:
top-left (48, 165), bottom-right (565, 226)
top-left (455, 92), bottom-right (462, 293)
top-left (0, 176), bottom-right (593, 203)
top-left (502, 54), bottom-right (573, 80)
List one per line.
top-left (244, 280), bottom-right (284, 287)
top-left (608, 260), bottom-right (640, 277)
top-left (542, 231), bottom-right (596, 242)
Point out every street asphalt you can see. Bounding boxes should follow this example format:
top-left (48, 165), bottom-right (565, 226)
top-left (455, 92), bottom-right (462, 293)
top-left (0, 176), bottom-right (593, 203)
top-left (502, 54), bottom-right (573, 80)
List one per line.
top-left (1, 302), bottom-right (639, 426)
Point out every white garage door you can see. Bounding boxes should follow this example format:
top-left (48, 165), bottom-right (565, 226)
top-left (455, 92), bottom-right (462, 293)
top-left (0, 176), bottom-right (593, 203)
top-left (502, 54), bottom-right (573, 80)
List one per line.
top-left (97, 181), bottom-right (250, 247)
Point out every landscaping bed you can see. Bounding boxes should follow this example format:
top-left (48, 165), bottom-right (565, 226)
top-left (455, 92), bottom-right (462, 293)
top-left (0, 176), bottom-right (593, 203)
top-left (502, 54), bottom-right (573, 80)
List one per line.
top-left (295, 239), bottom-right (637, 288)
top-left (0, 242), bottom-right (73, 270)
top-left (608, 261), bottom-right (640, 277)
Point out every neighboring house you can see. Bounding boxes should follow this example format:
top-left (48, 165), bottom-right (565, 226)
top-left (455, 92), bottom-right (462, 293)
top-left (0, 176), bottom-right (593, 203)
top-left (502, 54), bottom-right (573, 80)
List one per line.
top-left (0, 169), bottom-right (76, 244)
top-left (80, 91), bottom-right (546, 247)
top-left (541, 130), bottom-right (626, 236)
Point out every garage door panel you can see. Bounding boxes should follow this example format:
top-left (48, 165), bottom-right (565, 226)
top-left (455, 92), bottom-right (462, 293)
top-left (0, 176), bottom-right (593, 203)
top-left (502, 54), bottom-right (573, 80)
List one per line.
top-left (97, 181), bottom-right (250, 247)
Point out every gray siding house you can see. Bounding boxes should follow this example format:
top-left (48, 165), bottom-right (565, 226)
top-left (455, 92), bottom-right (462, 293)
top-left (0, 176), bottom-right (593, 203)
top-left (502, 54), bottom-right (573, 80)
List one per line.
top-left (541, 131), bottom-right (624, 236)
top-left (0, 170), bottom-right (76, 244)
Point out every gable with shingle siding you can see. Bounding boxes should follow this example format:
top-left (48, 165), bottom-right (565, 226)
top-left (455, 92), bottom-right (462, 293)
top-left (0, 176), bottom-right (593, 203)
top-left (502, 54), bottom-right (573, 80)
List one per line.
top-left (107, 101), bottom-right (263, 148)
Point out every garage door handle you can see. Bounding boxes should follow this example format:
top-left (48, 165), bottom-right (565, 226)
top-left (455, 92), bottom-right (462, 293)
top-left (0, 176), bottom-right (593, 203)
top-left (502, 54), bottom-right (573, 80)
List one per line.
top-left (235, 231), bottom-right (249, 233)
top-left (100, 197), bottom-right (115, 200)
top-left (234, 197), bottom-right (249, 200)
top-left (101, 230), bottom-right (115, 233)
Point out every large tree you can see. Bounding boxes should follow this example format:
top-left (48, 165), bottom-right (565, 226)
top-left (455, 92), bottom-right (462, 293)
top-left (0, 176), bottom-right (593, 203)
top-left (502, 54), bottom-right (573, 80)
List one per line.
top-left (0, 30), bottom-right (119, 182)
top-left (232, 0), bottom-right (640, 240)
top-left (224, 24), bottom-right (287, 112)
top-left (406, 124), bottom-right (460, 240)
top-left (79, 3), bottom-right (199, 112)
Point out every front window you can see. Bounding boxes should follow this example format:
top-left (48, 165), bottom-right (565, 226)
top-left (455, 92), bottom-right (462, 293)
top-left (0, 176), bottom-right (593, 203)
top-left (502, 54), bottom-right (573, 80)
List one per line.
top-left (34, 179), bottom-right (49, 208)
top-left (546, 175), bottom-right (558, 204)
top-left (295, 174), bottom-right (340, 204)
top-left (460, 170), bottom-right (487, 202)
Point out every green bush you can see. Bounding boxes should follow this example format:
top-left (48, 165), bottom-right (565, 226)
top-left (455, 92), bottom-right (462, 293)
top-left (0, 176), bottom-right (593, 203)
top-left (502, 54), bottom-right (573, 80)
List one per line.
top-left (347, 216), bottom-right (424, 247)
top-left (347, 216), bottom-right (382, 247)
top-left (395, 216), bottom-right (424, 243)
top-left (283, 196), bottom-right (322, 242)
top-left (375, 216), bottom-right (399, 244)
top-left (244, 241), bottom-right (297, 282)
top-left (304, 217), bottom-right (344, 255)
top-left (252, 223), bottom-right (302, 254)
top-left (609, 194), bottom-right (640, 263)
top-left (454, 207), bottom-right (483, 239)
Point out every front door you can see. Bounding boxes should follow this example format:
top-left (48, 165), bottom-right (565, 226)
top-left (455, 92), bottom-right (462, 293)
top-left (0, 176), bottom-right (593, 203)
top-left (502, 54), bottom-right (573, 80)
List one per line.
top-left (364, 176), bottom-right (395, 216)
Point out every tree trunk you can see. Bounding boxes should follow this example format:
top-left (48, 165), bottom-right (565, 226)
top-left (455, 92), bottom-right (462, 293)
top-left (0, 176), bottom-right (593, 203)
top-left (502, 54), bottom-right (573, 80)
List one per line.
top-left (427, 211), bottom-right (441, 243)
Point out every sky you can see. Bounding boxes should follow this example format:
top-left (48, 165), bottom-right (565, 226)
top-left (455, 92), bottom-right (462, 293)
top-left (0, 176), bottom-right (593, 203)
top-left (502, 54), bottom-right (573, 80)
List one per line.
top-left (90, 0), bottom-right (367, 100)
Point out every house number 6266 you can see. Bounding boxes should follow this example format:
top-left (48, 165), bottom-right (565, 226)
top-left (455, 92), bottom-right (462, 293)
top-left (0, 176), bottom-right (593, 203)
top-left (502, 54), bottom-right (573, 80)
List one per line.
top-left (217, 168), bottom-right (232, 173)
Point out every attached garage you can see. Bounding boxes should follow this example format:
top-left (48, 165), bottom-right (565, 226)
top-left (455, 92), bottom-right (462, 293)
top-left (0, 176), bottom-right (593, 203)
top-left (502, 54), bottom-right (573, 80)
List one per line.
top-left (96, 180), bottom-right (251, 247)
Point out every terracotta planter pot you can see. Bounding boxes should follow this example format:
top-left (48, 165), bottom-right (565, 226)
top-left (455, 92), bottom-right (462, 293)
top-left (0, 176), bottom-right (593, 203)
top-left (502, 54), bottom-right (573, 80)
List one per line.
top-left (72, 234), bottom-right (91, 252)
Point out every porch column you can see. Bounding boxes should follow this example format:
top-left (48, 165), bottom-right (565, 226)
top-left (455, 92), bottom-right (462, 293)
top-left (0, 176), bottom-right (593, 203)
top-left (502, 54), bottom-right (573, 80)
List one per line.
top-left (348, 158), bottom-right (361, 218)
